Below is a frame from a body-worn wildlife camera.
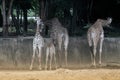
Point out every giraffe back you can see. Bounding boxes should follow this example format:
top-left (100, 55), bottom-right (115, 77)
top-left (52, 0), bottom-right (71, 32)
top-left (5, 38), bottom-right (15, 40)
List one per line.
top-left (87, 18), bottom-right (112, 46)
top-left (50, 18), bottom-right (68, 40)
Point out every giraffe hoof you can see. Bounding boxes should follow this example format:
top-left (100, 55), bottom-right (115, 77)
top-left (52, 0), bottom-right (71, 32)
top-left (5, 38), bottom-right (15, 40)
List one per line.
top-left (65, 65), bottom-right (67, 68)
top-left (59, 65), bottom-right (62, 68)
top-left (50, 67), bottom-right (52, 70)
top-left (39, 67), bottom-right (42, 70)
top-left (98, 63), bottom-right (102, 67)
top-left (99, 62), bottom-right (102, 65)
top-left (90, 64), bottom-right (96, 68)
top-left (99, 63), bottom-right (101, 65)
top-left (39, 68), bottom-right (42, 70)
top-left (29, 67), bottom-right (32, 70)
top-left (55, 66), bottom-right (57, 69)
top-left (45, 68), bottom-right (47, 70)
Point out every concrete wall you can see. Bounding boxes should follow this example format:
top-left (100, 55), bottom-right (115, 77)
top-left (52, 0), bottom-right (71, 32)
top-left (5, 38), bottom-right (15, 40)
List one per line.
top-left (0, 37), bottom-right (120, 69)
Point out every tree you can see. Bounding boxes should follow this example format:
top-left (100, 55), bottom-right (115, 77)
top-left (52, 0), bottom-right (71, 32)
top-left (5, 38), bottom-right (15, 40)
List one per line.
top-left (1, 0), bottom-right (13, 36)
top-left (12, 0), bottom-right (32, 35)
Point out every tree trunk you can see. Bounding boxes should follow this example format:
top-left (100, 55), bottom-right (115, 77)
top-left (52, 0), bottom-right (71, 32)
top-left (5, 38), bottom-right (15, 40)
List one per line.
top-left (39, 0), bottom-right (46, 20)
top-left (71, 1), bottom-right (77, 36)
top-left (0, 9), bottom-right (2, 27)
top-left (45, 0), bottom-right (48, 19)
top-left (16, 7), bottom-right (20, 35)
top-left (23, 9), bottom-right (28, 35)
top-left (11, 8), bottom-right (21, 35)
top-left (2, 0), bottom-right (13, 36)
top-left (2, 0), bottom-right (7, 36)
top-left (7, 0), bottom-right (13, 25)
top-left (87, 0), bottom-right (93, 23)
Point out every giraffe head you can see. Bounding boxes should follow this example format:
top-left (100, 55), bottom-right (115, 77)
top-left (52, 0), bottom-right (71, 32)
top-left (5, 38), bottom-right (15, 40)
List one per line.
top-left (107, 17), bottom-right (112, 25)
top-left (36, 17), bottom-right (44, 33)
top-left (102, 17), bottom-right (112, 27)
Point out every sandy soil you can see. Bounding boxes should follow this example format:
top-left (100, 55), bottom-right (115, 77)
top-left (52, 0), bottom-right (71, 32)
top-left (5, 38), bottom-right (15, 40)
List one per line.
top-left (0, 69), bottom-right (120, 80)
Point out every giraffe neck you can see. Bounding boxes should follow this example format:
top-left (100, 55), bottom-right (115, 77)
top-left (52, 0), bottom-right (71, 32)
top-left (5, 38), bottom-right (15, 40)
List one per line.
top-left (93, 19), bottom-right (103, 29)
top-left (36, 24), bottom-right (40, 32)
top-left (35, 25), bottom-right (41, 37)
top-left (95, 19), bottom-right (111, 27)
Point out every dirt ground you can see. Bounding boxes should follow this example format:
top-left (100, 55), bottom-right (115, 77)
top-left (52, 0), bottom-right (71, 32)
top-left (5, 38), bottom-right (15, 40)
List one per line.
top-left (0, 68), bottom-right (120, 80)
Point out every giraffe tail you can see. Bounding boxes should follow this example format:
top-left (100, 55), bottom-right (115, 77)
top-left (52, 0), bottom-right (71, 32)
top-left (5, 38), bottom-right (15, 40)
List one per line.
top-left (87, 33), bottom-right (93, 53)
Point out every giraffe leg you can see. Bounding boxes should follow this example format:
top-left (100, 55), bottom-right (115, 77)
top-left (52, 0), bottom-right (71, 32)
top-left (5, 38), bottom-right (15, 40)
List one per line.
top-left (52, 45), bottom-right (57, 69)
top-left (99, 34), bottom-right (104, 65)
top-left (38, 48), bottom-right (42, 70)
top-left (90, 46), bottom-right (93, 54)
top-left (54, 52), bottom-right (57, 69)
top-left (58, 50), bottom-right (61, 67)
top-left (30, 48), bottom-right (36, 70)
top-left (90, 46), bottom-right (95, 66)
top-left (58, 38), bottom-right (62, 67)
top-left (64, 33), bottom-right (69, 67)
top-left (88, 33), bottom-right (94, 66)
top-left (90, 48), bottom-right (94, 66)
top-left (93, 45), bottom-right (97, 67)
top-left (65, 48), bottom-right (68, 67)
top-left (50, 50), bottom-right (53, 70)
top-left (45, 47), bottom-right (49, 70)
top-left (64, 40), bottom-right (68, 67)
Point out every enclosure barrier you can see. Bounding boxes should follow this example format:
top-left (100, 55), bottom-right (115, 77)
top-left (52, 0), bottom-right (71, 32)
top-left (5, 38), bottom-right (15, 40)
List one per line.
top-left (0, 37), bottom-right (120, 69)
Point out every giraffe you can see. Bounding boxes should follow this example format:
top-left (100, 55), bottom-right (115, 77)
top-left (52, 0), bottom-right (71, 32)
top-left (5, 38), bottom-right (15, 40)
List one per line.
top-left (30, 17), bottom-right (44, 70)
top-left (87, 17), bottom-right (112, 67)
top-left (45, 38), bottom-right (57, 70)
top-left (44, 18), bottom-right (69, 67)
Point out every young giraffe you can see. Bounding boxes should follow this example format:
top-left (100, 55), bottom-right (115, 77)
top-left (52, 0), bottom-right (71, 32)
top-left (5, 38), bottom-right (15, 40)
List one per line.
top-left (30, 17), bottom-right (44, 70)
top-left (45, 38), bottom-right (57, 70)
top-left (87, 18), bottom-right (112, 67)
top-left (45, 18), bottom-right (69, 67)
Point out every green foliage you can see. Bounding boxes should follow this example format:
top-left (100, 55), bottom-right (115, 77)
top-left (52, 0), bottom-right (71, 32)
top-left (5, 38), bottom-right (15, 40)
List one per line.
top-left (54, 0), bottom-right (72, 18)
top-left (9, 26), bottom-right (16, 33)
top-left (30, 0), bottom-right (39, 15)
top-left (0, 0), bottom-right (120, 37)
top-left (28, 9), bottom-right (36, 17)
top-left (28, 18), bottom-right (36, 25)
